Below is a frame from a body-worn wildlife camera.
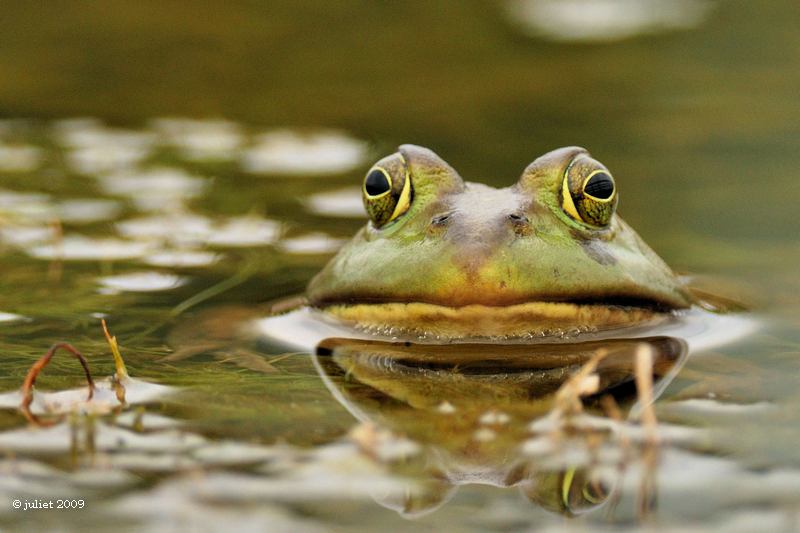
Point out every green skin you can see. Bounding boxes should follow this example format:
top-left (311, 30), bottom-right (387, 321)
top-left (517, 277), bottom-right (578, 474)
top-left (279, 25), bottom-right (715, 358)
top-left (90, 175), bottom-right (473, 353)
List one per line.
top-left (308, 145), bottom-right (692, 314)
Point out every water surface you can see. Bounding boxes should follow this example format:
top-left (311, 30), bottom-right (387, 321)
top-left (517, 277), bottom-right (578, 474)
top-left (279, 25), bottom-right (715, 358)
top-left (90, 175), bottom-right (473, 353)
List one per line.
top-left (0, 1), bottom-right (799, 531)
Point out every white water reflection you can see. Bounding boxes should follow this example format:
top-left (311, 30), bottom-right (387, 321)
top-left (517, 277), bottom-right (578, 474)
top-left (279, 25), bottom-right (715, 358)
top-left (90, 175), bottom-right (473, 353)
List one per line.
top-left (143, 249), bottom-right (221, 268)
top-left (506, 0), bottom-right (715, 42)
top-left (242, 129), bottom-right (368, 175)
top-left (304, 187), bottom-right (365, 218)
top-left (279, 233), bottom-right (345, 255)
top-left (0, 143), bottom-right (42, 172)
top-left (98, 271), bottom-right (188, 293)
top-left (55, 118), bottom-right (155, 175)
top-left (98, 167), bottom-right (209, 211)
top-left (28, 235), bottom-right (152, 261)
top-left (118, 214), bottom-right (280, 248)
top-left (117, 213), bottom-right (213, 245)
top-left (152, 117), bottom-right (244, 161)
top-left (0, 459), bottom-right (138, 503)
top-left (0, 423), bottom-right (201, 455)
top-left (0, 192), bottom-right (120, 225)
top-left (0, 189), bottom-right (50, 220)
top-left (56, 198), bottom-right (122, 224)
top-left (0, 312), bottom-right (26, 323)
top-left (0, 224), bottom-right (52, 246)
top-left (206, 216), bottom-right (281, 247)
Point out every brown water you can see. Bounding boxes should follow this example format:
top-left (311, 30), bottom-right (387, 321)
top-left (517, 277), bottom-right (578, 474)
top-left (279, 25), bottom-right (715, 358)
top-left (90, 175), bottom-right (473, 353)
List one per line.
top-left (0, 1), bottom-right (799, 531)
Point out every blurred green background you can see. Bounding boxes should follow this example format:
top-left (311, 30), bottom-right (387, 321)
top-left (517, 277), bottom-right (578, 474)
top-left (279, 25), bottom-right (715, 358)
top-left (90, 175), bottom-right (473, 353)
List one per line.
top-left (2, 1), bottom-right (797, 253)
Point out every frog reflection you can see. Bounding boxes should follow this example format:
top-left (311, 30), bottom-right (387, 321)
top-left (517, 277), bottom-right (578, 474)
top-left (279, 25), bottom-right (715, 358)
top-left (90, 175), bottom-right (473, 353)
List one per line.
top-left (312, 335), bottom-right (686, 518)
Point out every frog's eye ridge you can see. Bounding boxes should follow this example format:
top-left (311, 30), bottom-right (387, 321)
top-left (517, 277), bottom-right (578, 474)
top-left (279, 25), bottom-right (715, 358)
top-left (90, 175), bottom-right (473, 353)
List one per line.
top-left (362, 153), bottom-right (413, 228)
top-left (561, 155), bottom-right (618, 228)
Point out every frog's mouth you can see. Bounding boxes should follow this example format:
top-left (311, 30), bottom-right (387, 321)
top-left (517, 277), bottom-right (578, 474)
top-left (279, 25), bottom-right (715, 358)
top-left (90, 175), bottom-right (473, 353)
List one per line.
top-left (314, 297), bottom-right (677, 339)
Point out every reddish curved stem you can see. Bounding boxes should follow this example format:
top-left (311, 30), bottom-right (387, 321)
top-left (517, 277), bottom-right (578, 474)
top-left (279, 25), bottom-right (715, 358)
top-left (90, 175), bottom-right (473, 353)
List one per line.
top-left (20, 343), bottom-right (95, 426)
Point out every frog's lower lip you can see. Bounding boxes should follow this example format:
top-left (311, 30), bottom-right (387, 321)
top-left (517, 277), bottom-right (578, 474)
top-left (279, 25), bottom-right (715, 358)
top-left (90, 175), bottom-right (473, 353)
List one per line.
top-left (316, 300), bottom-right (671, 339)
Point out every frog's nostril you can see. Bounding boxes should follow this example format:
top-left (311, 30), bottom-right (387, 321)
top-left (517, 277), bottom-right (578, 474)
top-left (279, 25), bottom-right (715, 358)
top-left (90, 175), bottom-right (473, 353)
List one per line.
top-left (427, 212), bottom-right (454, 236)
top-left (431, 213), bottom-right (452, 226)
top-left (508, 213), bottom-right (531, 236)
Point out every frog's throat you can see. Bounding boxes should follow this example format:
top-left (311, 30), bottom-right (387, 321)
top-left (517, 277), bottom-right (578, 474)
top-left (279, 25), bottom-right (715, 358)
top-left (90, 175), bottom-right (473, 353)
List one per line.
top-left (319, 301), bottom-right (666, 338)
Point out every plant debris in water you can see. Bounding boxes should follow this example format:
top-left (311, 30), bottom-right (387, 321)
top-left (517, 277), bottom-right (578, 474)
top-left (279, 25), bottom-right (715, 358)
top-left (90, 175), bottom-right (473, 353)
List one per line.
top-left (0, 320), bottom-right (172, 427)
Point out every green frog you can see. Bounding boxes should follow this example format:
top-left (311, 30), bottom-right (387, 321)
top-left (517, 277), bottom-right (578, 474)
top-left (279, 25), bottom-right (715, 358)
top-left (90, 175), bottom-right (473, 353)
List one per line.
top-left (166, 145), bottom-right (758, 519)
top-left (244, 146), bottom-right (756, 519)
top-left (305, 144), bottom-right (692, 339)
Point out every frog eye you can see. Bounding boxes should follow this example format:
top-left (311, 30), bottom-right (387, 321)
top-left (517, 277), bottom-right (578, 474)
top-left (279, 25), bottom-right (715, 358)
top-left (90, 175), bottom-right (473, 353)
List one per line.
top-left (561, 155), bottom-right (618, 227)
top-left (560, 467), bottom-right (609, 515)
top-left (362, 154), bottom-right (413, 228)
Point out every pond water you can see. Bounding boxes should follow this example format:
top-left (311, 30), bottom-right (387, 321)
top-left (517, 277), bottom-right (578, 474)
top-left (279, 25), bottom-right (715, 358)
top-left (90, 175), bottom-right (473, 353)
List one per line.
top-left (0, 1), bottom-right (799, 531)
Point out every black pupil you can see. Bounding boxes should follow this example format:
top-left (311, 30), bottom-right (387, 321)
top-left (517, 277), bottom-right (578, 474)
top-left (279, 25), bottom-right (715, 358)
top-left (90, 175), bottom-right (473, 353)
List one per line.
top-left (365, 169), bottom-right (391, 196)
top-left (583, 172), bottom-right (614, 199)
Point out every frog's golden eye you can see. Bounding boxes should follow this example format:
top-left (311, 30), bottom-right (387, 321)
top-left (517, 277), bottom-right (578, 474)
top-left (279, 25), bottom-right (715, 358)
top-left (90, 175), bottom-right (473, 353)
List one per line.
top-left (362, 154), bottom-right (413, 228)
top-left (561, 155), bottom-right (618, 227)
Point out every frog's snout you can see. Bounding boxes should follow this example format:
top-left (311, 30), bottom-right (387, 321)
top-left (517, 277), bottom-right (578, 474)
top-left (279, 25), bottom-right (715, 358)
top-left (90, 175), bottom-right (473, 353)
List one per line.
top-left (428, 209), bottom-right (532, 246)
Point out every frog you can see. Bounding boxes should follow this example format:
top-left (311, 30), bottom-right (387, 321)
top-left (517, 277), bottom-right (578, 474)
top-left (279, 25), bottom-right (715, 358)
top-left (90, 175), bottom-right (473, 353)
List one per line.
top-left (303, 144), bottom-right (692, 340)
top-left (245, 145), bottom-right (757, 520)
